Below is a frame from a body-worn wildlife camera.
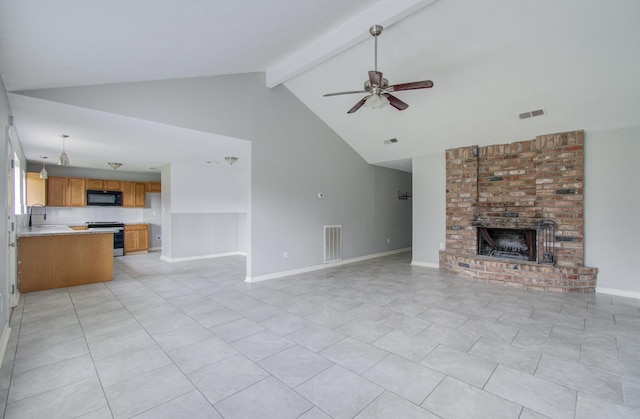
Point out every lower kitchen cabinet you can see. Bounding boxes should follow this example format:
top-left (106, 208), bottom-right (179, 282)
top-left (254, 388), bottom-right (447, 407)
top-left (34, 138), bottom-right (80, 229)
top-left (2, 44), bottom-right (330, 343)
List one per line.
top-left (124, 224), bottom-right (149, 254)
top-left (18, 232), bottom-right (113, 292)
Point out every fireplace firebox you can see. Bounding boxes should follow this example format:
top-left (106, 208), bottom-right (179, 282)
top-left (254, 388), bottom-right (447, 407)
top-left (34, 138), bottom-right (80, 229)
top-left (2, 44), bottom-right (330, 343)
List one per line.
top-left (478, 228), bottom-right (535, 261)
top-left (476, 220), bottom-right (556, 264)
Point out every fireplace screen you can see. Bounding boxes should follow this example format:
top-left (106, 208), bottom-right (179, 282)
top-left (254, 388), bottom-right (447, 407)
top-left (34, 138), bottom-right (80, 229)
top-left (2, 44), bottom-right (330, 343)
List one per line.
top-left (477, 220), bottom-right (555, 264)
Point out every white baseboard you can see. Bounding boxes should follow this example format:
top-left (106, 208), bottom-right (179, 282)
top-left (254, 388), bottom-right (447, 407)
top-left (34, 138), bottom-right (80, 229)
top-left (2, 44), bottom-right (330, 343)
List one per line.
top-left (411, 260), bottom-right (440, 269)
top-left (246, 247), bottom-right (412, 283)
top-left (161, 251), bottom-right (246, 263)
top-left (596, 287), bottom-right (640, 300)
top-left (0, 324), bottom-right (12, 369)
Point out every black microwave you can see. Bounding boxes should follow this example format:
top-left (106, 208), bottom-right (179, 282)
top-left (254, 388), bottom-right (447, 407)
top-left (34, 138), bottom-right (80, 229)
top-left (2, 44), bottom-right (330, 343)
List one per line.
top-left (86, 190), bottom-right (123, 206)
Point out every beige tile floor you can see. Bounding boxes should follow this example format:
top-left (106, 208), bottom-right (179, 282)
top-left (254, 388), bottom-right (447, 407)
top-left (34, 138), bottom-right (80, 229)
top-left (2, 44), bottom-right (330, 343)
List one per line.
top-left (1, 251), bottom-right (639, 418)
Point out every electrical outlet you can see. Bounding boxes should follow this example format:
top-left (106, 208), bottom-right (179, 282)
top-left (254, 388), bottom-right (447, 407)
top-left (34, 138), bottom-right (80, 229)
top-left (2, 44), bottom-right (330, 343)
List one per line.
top-left (283, 251), bottom-right (288, 259)
top-left (156, 234), bottom-right (161, 241)
top-left (439, 242), bottom-right (445, 250)
top-left (386, 238), bottom-right (391, 244)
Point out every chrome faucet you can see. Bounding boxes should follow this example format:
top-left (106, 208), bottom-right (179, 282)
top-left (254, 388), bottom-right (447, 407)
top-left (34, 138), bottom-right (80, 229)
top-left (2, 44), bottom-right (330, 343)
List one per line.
top-left (29, 204), bottom-right (47, 227)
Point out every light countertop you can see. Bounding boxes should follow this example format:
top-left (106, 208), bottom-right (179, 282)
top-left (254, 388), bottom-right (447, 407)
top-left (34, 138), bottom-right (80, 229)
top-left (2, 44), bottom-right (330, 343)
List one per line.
top-left (18, 225), bottom-right (119, 238)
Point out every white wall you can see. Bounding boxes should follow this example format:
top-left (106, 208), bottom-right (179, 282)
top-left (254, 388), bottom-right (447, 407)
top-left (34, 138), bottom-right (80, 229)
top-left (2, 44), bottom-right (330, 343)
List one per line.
top-left (585, 127), bottom-right (640, 298)
top-left (163, 157), bottom-right (250, 261)
top-left (169, 156), bottom-right (249, 213)
top-left (411, 152), bottom-right (446, 267)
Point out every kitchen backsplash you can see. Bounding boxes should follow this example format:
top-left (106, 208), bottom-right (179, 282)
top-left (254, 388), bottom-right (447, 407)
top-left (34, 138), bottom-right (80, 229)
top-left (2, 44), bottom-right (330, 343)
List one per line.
top-left (34, 206), bottom-right (143, 225)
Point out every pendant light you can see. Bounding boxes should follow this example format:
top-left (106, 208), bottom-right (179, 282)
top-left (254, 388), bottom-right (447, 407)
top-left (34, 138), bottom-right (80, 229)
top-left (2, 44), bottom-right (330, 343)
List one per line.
top-left (58, 134), bottom-right (70, 166)
top-left (39, 156), bottom-right (48, 179)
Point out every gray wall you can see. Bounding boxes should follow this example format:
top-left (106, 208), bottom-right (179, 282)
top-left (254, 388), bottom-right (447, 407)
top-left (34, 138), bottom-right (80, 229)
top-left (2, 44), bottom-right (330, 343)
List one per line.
top-left (19, 73), bottom-right (412, 278)
top-left (0, 77), bottom-right (11, 339)
top-left (144, 193), bottom-right (162, 250)
top-left (411, 152), bottom-right (446, 267)
top-left (584, 127), bottom-right (640, 296)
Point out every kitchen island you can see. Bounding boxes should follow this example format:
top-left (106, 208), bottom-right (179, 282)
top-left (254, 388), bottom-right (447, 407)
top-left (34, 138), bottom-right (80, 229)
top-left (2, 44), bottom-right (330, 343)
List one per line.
top-left (18, 225), bottom-right (115, 293)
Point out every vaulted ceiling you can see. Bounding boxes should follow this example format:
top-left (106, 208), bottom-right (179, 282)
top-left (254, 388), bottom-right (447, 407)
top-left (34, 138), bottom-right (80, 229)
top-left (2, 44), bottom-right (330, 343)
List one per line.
top-left (1, 0), bottom-right (639, 173)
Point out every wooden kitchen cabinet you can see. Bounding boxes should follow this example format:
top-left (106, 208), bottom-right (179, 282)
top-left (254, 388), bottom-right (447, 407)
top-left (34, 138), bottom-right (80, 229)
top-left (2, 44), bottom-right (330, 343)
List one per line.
top-left (86, 179), bottom-right (105, 190)
top-left (46, 177), bottom-right (86, 206)
top-left (87, 179), bottom-right (121, 190)
top-left (46, 177), bottom-right (66, 206)
top-left (146, 182), bottom-right (161, 193)
top-left (26, 172), bottom-right (46, 206)
top-left (122, 182), bottom-right (146, 207)
top-left (124, 224), bottom-right (149, 254)
top-left (18, 233), bottom-right (113, 292)
top-left (105, 180), bottom-right (122, 190)
top-left (66, 178), bottom-right (86, 206)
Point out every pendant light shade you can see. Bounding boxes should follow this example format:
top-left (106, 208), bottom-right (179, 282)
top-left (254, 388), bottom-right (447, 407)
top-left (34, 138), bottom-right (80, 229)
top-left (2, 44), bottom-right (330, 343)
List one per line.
top-left (39, 156), bottom-right (48, 179)
top-left (58, 134), bottom-right (70, 166)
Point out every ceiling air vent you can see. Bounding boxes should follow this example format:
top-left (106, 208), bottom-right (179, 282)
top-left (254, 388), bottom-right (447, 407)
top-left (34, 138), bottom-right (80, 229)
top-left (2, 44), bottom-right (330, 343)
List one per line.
top-left (519, 108), bottom-right (546, 120)
top-left (383, 138), bottom-right (398, 145)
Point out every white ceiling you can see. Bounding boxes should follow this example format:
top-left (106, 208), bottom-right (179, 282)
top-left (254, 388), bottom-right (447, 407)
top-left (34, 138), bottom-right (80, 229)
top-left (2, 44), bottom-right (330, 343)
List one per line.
top-left (1, 0), bottom-right (639, 173)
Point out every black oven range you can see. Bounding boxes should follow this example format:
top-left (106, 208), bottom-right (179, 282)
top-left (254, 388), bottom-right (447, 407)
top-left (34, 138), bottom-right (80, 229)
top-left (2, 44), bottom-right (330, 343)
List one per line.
top-left (86, 222), bottom-right (125, 256)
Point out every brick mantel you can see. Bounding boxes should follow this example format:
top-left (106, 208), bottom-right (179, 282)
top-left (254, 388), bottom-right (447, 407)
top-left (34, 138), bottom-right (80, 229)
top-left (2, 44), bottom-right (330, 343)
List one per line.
top-left (440, 130), bottom-right (598, 292)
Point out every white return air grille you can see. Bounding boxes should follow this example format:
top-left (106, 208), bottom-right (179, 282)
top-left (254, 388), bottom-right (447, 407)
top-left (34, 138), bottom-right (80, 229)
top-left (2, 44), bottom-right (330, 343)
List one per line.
top-left (324, 225), bottom-right (342, 263)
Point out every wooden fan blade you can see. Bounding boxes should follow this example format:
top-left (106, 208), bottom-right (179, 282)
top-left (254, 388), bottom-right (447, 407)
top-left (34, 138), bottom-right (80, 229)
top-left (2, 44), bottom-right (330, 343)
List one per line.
top-left (387, 80), bottom-right (434, 92)
top-left (347, 96), bottom-right (369, 114)
top-left (323, 90), bottom-right (368, 97)
top-left (368, 71), bottom-right (383, 87)
top-left (385, 94), bottom-right (409, 111)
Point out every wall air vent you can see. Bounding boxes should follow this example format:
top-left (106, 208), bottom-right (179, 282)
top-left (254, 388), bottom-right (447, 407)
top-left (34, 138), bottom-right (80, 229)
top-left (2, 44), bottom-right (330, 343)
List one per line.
top-left (519, 108), bottom-right (546, 120)
top-left (383, 138), bottom-right (398, 145)
top-left (324, 225), bottom-right (342, 263)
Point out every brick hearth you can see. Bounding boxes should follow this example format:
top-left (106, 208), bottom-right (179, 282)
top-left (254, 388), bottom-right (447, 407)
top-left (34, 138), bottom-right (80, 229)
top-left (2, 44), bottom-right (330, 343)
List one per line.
top-left (439, 130), bottom-right (598, 292)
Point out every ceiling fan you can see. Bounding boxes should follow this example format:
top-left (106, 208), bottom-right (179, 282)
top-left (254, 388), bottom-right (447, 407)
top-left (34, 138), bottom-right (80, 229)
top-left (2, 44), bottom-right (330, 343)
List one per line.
top-left (323, 25), bottom-right (434, 114)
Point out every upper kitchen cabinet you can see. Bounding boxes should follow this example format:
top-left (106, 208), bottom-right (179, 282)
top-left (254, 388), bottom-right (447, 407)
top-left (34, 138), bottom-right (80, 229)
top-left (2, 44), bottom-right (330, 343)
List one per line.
top-left (26, 172), bottom-right (46, 206)
top-left (46, 177), bottom-right (86, 207)
top-left (121, 182), bottom-right (146, 208)
top-left (86, 179), bottom-right (121, 191)
top-left (146, 182), bottom-right (161, 193)
top-left (66, 178), bottom-right (87, 206)
top-left (46, 177), bottom-right (66, 206)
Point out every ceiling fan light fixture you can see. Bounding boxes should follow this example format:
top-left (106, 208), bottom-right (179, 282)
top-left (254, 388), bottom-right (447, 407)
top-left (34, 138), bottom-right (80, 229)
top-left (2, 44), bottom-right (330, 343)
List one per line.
top-left (58, 134), bottom-right (70, 166)
top-left (39, 156), bottom-right (48, 179)
top-left (365, 93), bottom-right (389, 109)
top-left (323, 24), bottom-right (433, 114)
top-left (225, 156), bottom-right (238, 165)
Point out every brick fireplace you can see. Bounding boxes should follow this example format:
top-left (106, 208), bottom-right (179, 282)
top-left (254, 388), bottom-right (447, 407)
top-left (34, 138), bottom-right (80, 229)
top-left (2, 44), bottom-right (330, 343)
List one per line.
top-left (439, 130), bottom-right (598, 292)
